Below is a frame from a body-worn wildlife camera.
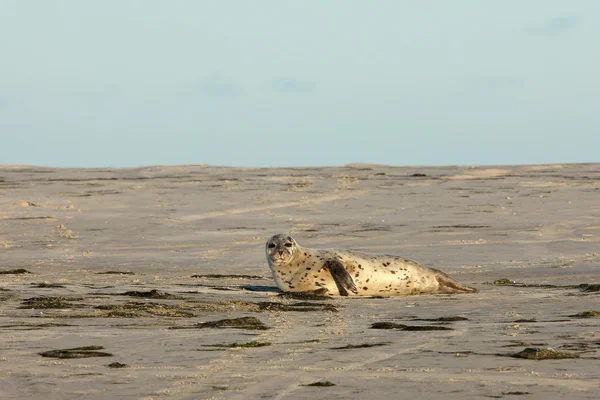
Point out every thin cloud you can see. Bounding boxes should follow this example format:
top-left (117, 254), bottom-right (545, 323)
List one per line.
top-left (466, 77), bottom-right (525, 90)
top-left (269, 78), bottom-right (317, 94)
top-left (527, 16), bottom-right (580, 36)
top-left (190, 74), bottom-right (243, 97)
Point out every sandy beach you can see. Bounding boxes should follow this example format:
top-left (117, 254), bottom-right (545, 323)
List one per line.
top-left (1, 163), bottom-right (599, 399)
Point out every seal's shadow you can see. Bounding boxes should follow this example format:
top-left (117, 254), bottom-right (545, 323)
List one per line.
top-left (241, 285), bottom-right (281, 293)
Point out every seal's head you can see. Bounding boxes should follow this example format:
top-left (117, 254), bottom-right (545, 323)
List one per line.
top-left (266, 234), bottom-right (298, 266)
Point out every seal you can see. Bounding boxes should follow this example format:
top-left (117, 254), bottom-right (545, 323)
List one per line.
top-left (265, 234), bottom-right (478, 296)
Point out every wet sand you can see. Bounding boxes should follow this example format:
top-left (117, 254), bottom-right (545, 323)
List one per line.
top-left (1, 163), bottom-right (599, 399)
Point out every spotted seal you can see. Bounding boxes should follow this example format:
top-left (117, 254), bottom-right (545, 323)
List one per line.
top-left (265, 234), bottom-right (478, 296)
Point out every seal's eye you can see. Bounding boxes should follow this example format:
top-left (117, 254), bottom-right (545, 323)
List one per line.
top-left (268, 243), bottom-right (276, 249)
top-left (284, 243), bottom-right (293, 248)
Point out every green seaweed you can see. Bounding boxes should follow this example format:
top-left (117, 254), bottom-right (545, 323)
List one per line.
top-left (403, 325), bottom-right (453, 331)
top-left (40, 346), bottom-right (113, 359)
top-left (172, 316), bottom-right (269, 330)
top-left (207, 341), bottom-right (271, 348)
top-left (304, 381), bottom-right (336, 387)
top-left (31, 282), bottom-right (65, 288)
top-left (371, 322), bottom-right (407, 329)
top-left (371, 322), bottom-right (452, 331)
top-left (20, 296), bottom-right (82, 309)
top-left (579, 284), bottom-right (600, 292)
top-left (414, 316), bottom-right (469, 322)
top-left (511, 347), bottom-right (579, 360)
top-left (95, 301), bottom-right (195, 317)
top-left (121, 289), bottom-right (181, 299)
top-left (0, 269), bottom-right (31, 275)
top-left (569, 310), bottom-right (600, 318)
top-left (107, 362), bottom-right (129, 368)
top-left (331, 342), bottom-right (390, 350)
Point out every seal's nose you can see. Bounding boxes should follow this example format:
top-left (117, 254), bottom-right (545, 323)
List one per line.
top-left (277, 250), bottom-right (284, 256)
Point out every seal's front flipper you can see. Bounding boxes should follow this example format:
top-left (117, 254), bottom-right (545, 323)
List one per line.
top-left (323, 259), bottom-right (358, 296)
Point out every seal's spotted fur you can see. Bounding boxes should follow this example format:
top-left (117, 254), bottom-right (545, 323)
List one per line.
top-left (265, 234), bottom-right (478, 296)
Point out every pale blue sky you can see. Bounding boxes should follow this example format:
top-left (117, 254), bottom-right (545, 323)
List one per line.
top-left (1, 1), bottom-right (598, 167)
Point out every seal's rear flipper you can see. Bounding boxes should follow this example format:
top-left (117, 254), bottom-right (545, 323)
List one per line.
top-left (323, 259), bottom-right (358, 296)
top-left (432, 268), bottom-right (479, 294)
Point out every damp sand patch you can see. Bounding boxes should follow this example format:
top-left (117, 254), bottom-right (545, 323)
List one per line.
top-left (191, 274), bottom-right (265, 279)
top-left (501, 341), bottom-right (548, 348)
top-left (256, 301), bottom-right (338, 312)
top-left (485, 280), bottom-right (600, 293)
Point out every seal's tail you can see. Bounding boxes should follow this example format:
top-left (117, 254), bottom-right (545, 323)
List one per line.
top-left (432, 268), bottom-right (479, 294)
